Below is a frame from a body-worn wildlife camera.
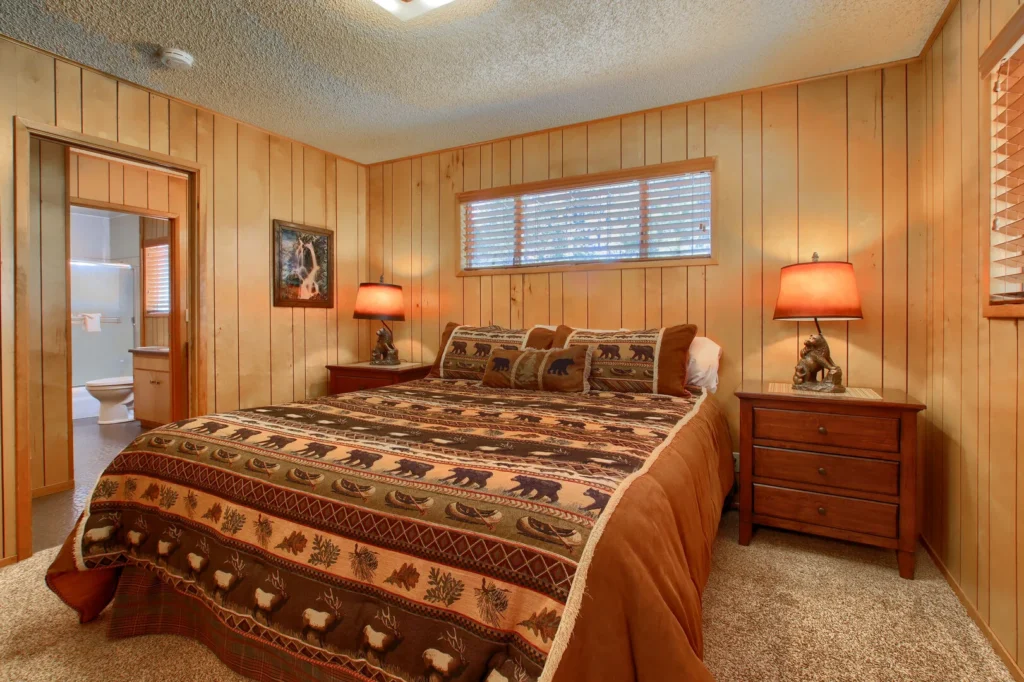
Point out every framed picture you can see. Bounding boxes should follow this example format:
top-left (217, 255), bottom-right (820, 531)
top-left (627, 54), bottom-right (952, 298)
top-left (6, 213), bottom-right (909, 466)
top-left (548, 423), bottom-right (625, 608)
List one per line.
top-left (272, 219), bottom-right (334, 308)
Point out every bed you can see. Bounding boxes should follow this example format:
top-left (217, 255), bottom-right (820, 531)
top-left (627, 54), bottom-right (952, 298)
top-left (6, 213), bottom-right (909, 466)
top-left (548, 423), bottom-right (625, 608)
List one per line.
top-left (47, 377), bottom-right (733, 682)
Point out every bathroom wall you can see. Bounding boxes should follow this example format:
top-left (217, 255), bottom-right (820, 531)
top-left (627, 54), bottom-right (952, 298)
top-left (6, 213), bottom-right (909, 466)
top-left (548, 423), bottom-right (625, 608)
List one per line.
top-left (69, 209), bottom-right (139, 386)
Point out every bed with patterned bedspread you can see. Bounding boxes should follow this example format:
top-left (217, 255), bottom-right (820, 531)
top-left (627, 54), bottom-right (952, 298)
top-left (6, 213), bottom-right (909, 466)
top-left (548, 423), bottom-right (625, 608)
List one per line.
top-left (47, 378), bottom-right (733, 682)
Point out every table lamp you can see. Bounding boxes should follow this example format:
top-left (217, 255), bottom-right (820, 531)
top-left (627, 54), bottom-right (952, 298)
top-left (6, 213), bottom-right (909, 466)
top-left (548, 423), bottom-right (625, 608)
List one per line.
top-left (773, 253), bottom-right (862, 393)
top-left (353, 276), bottom-right (405, 365)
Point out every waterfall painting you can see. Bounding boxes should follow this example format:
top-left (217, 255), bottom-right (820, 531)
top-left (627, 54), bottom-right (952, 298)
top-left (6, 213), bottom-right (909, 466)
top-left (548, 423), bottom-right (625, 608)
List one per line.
top-left (272, 220), bottom-right (335, 308)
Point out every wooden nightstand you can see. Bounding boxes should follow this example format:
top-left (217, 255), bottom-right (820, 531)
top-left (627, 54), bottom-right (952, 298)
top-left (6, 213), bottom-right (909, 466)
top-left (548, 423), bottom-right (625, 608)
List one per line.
top-left (326, 362), bottom-right (432, 395)
top-left (736, 381), bottom-right (925, 578)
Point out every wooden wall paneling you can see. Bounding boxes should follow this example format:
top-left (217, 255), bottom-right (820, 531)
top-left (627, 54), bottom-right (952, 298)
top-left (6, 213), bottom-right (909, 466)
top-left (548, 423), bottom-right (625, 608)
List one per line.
top-left (108, 159), bottom-right (122, 204)
top-left (959, 0), bottom-right (981, 610)
top-left (80, 70), bottom-right (116, 141)
top-left (339, 159), bottom-right (365, 363)
top-left (587, 271), bottom-right (621, 329)
top-left (168, 101), bottom-right (198, 162)
top-left (492, 140), bottom-right (511, 188)
top-left (476, 146), bottom-right (493, 328)
top-left (38, 140), bottom-right (69, 488)
top-left (686, 103), bottom-right (706, 332)
top-left (491, 274), bottom-right (511, 328)
top-left (213, 116), bottom-right (239, 412)
top-left (54, 61), bottom-right (81, 132)
top-left (392, 159), bottom-right (413, 359)
top-left (883, 66), bottom-right (910, 395)
top-left (704, 97), bottom-right (743, 441)
top-left (524, 274), bottom-right (550, 327)
top-left (587, 119), bottom-right (621, 173)
top-left (303, 147), bottom-right (328, 398)
top-left (438, 151), bottom-right (463, 330)
top-left (847, 70), bottom-right (885, 390)
top-left (928, 33), bottom-right (945, 559)
top-left (510, 138), bottom-right (523, 185)
top-left (621, 114), bottom-right (645, 169)
top-left (992, 0), bottom-right (1018, 30)
top-left (168, 177), bottom-right (189, 419)
top-left (621, 269), bottom-right (646, 329)
top-left (562, 126), bottom-right (587, 177)
top-left (76, 154), bottom-right (109, 202)
top-left (420, 156), bottom-right (440, 356)
top-left (148, 171), bottom-right (169, 212)
top-left (326, 156), bottom-right (338, 367)
top-left (761, 86), bottom-right (800, 384)
top-left (367, 164), bottom-right (383, 356)
top-left (27, 139), bottom-right (43, 490)
top-left (547, 131), bottom-right (562, 180)
top-left (382, 163), bottom-right (393, 286)
top-left (975, 0), bottom-right (992, 622)
top-left (797, 77), bottom-right (849, 371)
top-left (509, 273), bottom-right (524, 328)
top-left (16, 47), bottom-right (54, 127)
top-left (548, 273), bottom-right (563, 326)
top-left (480, 144), bottom-right (494, 189)
top-left (0, 39), bottom-right (15, 559)
top-left (644, 269), bottom-right (662, 328)
top-left (123, 165), bottom-right (147, 208)
top-left (116, 83), bottom-right (150, 149)
top-left (561, 272), bottom-right (588, 328)
top-left (941, 8), bottom-right (963, 581)
top-left (357, 165), bottom-right (370, 360)
top-left (661, 107), bottom-right (686, 163)
top-left (149, 95), bottom-right (169, 155)
top-left (461, 150), bottom-right (481, 327)
top-left (409, 158), bottom-right (422, 362)
top-left (196, 110), bottom-right (215, 411)
top-left (523, 134), bottom-right (548, 181)
top-left (67, 152), bottom-right (77, 198)
top-left (268, 136), bottom-right (294, 404)
top-left (741, 93), bottom-right (763, 386)
top-left (479, 275), bottom-right (493, 326)
top-left (291, 144), bottom-right (306, 400)
top-left (236, 125), bottom-right (271, 409)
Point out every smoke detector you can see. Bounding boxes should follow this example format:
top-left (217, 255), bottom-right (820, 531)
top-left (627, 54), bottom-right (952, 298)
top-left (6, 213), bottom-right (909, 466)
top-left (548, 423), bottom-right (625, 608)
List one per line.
top-left (159, 47), bottom-right (195, 70)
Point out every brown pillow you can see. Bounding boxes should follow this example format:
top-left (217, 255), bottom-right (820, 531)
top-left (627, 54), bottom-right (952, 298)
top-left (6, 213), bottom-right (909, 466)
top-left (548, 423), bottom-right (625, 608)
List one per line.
top-left (430, 324), bottom-right (556, 380)
top-left (554, 324), bottom-right (697, 395)
top-left (482, 345), bottom-right (593, 393)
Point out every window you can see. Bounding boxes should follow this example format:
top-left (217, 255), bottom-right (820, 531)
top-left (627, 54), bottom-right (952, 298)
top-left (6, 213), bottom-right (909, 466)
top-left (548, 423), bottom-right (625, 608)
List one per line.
top-left (458, 159), bottom-right (714, 272)
top-left (143, 242), bottom-right (170, 315)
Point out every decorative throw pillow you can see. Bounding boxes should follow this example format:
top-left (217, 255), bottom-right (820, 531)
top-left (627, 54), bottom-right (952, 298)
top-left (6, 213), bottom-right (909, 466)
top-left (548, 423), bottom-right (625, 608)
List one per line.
top-left (430, 324), bottom-right (556, 380)
top-left (552, 324), bottom-right (698, 396)
top-left (482, 345), bottom-right (593, 393)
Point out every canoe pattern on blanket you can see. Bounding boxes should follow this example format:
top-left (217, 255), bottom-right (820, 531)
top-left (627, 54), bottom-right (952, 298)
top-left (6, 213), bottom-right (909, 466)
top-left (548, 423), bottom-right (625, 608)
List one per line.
top-left (76, 378), bottom-right (702, 682)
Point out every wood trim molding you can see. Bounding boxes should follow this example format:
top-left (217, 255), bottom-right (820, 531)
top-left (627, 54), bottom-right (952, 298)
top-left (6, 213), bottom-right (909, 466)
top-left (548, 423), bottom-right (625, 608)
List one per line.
top-left (0, 555), bottom-right (16, 569)
top-left (981, 3), bottom-right (1024, 75)
top-left (13, 117), bottom-right (207, 561)
top-left (70, 196), bottom-right (180, 220)
top-left (921, 537), bottom-right (1024, 682)
top-left (30, 479), bottom-right (74, 498)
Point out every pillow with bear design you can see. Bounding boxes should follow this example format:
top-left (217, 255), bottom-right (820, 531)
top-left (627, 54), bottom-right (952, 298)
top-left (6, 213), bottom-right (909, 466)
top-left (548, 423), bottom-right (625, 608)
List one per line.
top-left (481, 345), bottom-right (593, 393)
top-left (552, 324), bottom-right (697, 396)
top-left (430, 323), bottom-right (556, 380)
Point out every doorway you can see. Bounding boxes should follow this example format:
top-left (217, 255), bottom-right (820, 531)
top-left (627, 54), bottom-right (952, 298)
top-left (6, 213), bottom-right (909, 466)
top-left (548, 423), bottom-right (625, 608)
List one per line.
top-left (14, 121), bottom-right (204, 559)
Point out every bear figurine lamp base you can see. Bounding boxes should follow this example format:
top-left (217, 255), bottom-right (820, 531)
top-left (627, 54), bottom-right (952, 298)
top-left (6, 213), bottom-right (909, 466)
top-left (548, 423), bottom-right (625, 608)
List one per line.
top-left (353, 276), bottom-right (405, 366)
top-left (773, 253), bottom-right (863, 394)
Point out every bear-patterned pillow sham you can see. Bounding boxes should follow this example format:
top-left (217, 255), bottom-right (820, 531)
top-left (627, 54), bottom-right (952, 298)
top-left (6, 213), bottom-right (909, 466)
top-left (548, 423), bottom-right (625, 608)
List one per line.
top-left (430, 323), bottom-right (556, 380)
top-left (552, 324), bottom-right (697, 396)
top-left (481, 345), bottom-right (593, 393)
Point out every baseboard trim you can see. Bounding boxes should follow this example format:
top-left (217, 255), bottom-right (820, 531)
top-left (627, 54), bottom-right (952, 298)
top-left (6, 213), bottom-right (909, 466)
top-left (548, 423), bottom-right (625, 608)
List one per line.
top-left (31, 479), bottom-right (75, 498)
top-left (921, 537), bottom-right (1024, 682)
top-left (0, 555), bottom-right (16, 569)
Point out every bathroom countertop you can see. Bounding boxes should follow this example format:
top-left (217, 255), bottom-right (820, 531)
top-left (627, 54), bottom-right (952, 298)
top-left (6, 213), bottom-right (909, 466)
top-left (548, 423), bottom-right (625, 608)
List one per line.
top-left (128, 346), bottom-right (169, 355)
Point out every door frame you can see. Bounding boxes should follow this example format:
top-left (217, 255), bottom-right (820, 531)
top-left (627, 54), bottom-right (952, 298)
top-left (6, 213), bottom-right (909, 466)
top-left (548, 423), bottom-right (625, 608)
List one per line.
top-left (13, 117), bottom-right (210, 560)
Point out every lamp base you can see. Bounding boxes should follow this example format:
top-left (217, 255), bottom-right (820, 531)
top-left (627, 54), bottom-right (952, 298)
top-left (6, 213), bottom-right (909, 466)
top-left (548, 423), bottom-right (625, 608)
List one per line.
top-left (791, 328), bottom-right (845, 394)
top-left (370, 324), bottom-right (400, 366)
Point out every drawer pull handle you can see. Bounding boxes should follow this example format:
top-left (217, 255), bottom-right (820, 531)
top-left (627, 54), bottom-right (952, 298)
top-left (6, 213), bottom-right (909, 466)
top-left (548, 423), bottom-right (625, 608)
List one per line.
top-left (818, 425), bottom-right (828, 435)
top-left (817, 507), bottom-right (826, 515)
top-left (817, 467), bottom-right (827, 475)
top-left (149, 379), bottom-right (161, 385)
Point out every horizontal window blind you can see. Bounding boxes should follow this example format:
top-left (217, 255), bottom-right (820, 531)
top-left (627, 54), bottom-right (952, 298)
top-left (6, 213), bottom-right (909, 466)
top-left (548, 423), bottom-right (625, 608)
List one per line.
top-left (144, 243), bottom-right (170, 315)
top-left (461, 169), bottom-right (712, 270)
top-left (992, 47), bottom-right (1024, 304)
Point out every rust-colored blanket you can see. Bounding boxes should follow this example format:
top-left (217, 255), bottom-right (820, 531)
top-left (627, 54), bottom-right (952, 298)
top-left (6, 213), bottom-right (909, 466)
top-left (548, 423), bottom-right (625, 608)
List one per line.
top-left (47, 379), bottom-right (732, 682)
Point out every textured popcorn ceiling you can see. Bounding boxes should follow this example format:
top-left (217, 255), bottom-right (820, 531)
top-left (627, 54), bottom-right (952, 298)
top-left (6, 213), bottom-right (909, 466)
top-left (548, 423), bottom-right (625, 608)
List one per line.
top-left (0, 0), bottom-right (946, 163)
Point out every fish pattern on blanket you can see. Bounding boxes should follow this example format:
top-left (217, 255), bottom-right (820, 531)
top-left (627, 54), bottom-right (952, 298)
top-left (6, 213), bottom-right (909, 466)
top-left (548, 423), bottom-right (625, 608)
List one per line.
top-left (76, 378), bottom-right (702, 682)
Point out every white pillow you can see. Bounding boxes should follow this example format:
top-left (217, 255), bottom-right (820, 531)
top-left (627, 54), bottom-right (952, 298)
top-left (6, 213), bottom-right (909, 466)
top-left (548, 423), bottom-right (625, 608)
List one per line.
top-left (687, 337), bottom-right (722, 393)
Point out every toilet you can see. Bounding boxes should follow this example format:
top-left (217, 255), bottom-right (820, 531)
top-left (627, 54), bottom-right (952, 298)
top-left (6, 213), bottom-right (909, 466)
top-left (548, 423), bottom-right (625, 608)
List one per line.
top-left (85, 376), bottom-right (135, 424)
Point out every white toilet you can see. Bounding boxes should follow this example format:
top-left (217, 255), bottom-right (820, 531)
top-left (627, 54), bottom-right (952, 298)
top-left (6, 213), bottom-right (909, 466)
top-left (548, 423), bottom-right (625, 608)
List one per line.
top-left (85, 376), bottom-right (135, 424)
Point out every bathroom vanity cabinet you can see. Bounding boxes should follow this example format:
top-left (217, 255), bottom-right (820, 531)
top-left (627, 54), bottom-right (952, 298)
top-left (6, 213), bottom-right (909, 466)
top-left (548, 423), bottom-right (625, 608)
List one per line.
top-left (130, 347), bottom-right (171, 428)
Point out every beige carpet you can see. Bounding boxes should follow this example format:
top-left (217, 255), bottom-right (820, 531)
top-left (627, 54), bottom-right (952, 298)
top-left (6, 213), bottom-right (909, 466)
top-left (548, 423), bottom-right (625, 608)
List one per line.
top-left (0, 511), bottom-right (1011, 681)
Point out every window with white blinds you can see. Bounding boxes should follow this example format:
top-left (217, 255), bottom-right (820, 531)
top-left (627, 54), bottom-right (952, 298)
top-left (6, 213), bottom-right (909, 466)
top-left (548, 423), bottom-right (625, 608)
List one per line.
top-left (459, 162), bottom-right (713, 271)
top-left (144, 242), bottom-right (170, 315)
top-left (992, 47), bottom-right (1024, 306)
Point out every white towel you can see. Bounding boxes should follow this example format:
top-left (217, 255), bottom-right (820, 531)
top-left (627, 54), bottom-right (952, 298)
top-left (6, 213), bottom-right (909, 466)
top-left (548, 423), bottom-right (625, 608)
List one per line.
top-left (81, 313), bottom-right (101, 333)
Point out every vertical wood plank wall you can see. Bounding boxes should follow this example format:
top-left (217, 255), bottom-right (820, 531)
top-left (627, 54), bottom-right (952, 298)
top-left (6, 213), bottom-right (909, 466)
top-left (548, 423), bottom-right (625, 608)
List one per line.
top-left (922, 0), bottom-right (1024, 675)
top-left (0, 37), bottom-right (369, 561)
top-left (365, 67), bottom-right (928, 445)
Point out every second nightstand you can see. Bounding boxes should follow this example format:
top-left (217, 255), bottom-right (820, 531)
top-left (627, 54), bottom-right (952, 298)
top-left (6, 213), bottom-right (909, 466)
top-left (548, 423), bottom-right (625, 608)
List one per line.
top-left (326, 362), bottom-right (432, 395)
top-left (736, 381), bottom-right (925, 579)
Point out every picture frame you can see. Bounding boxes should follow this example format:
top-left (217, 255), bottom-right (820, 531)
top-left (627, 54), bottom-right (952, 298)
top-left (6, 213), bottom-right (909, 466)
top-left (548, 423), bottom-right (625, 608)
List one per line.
top-left (272, 219), bottom-right (335, 308)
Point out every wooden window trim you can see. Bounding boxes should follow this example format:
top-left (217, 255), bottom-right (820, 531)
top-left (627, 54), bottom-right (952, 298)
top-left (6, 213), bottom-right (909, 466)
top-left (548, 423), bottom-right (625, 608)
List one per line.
top-left (455, 156), bottom-right (718, 277)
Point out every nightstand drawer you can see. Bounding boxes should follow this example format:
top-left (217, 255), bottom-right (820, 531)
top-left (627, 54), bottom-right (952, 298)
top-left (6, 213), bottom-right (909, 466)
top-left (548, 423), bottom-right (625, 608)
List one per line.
top-left (753, 408), bottom-right (900, 453)
top-left (753, 446), bottom-right (899, 495)
top-left (754, 484), bottom-right (898, 538)
top-left (330, 375), bottom-right (392, 394)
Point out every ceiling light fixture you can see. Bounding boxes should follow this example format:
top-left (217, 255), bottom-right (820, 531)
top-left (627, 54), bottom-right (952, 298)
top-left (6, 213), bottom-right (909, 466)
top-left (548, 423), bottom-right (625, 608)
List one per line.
top-left (371, 0), bottom-right (455, 21)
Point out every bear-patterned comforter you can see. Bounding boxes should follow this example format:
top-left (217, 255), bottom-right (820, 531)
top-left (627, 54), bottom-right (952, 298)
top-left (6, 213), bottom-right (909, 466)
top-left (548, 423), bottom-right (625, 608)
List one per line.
top-left (46, 378), bottom-right (733, 682)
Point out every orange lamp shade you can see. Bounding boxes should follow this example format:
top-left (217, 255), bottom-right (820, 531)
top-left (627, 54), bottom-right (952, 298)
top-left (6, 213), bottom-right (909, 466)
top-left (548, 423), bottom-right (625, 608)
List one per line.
top-left (353, 282), bottom-right (405, 321)
top-left (773, 260), bottom-right (863, 321)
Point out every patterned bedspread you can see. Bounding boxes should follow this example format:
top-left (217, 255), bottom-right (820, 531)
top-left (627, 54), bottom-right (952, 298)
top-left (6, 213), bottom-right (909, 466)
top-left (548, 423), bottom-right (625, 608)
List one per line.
top-left (48, 378), bottom-right (713, 682)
